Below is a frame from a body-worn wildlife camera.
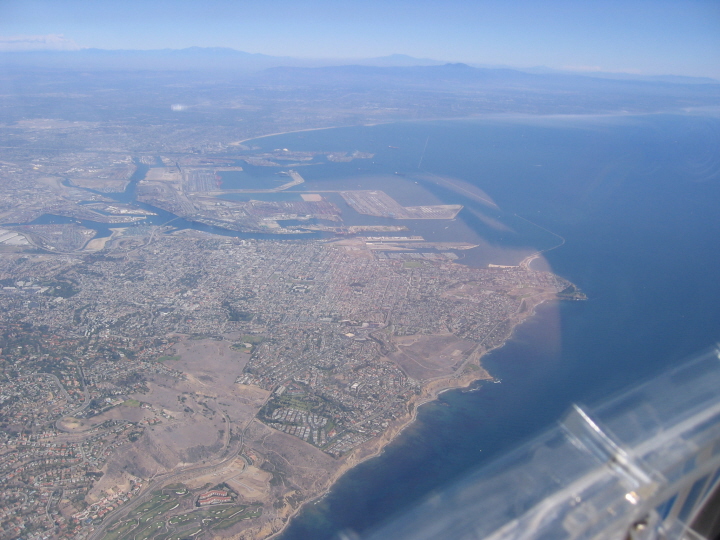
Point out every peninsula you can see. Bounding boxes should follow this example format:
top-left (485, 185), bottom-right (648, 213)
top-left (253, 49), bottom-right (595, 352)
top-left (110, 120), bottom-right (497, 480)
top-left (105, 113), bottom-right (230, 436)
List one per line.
top-left (0, 137), bottom-right (582, 540)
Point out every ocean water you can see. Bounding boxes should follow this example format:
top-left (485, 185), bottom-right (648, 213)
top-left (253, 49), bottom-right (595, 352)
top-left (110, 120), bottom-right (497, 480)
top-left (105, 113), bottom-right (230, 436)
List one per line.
top-left (31, 115), bottom-right (718, 537)
top-left (265, 114), bottom-right (720, 539)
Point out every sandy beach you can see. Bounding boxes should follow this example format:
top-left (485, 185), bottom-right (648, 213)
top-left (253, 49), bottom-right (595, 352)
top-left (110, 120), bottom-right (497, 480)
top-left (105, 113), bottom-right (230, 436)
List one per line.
top-left (231, 126), bottom-right (349, 147)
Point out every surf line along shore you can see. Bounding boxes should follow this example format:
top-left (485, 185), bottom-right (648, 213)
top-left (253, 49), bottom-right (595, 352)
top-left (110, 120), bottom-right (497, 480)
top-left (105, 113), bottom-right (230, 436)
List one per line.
top-left (82, 230), bottom-right (576, 540)
top-left (84, 271), bottom-right (569, 540)
top-left (265, 285), bottom-right (564, 540)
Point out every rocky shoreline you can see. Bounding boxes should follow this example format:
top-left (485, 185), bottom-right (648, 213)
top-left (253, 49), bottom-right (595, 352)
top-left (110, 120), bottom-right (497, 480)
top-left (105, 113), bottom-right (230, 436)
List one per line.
top-left (261, 292), bottom-right (561, 540)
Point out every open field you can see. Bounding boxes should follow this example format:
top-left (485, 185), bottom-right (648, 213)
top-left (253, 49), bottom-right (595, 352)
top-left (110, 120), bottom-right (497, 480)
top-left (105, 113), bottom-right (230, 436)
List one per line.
top-left (340, 190), bottom-right (462, 219)
top-left (390, 333), bottom-right (478, 380)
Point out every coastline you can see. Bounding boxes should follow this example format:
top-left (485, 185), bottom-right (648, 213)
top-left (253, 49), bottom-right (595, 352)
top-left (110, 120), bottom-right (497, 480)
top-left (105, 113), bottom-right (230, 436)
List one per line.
top-left (262, 367), bottom-right (493, 540)
top-left (264, 291), bottom-right (559, 540)
top-left (231, 121), bottom-right (397, 147)
top-left (231, 126), bottom-right (351, 146)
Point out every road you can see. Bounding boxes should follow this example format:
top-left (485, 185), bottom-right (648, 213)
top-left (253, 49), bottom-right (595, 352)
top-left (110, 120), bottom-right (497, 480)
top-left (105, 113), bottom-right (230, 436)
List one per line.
top-left (54, 364), bottom-right (91, 433)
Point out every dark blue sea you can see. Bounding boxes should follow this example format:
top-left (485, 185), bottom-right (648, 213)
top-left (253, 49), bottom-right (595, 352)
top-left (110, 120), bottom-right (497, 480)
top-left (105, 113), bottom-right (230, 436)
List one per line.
top-left (28, 114), bottom-right (718, 537)
top-left (249, 114), bottom-right (720, 539)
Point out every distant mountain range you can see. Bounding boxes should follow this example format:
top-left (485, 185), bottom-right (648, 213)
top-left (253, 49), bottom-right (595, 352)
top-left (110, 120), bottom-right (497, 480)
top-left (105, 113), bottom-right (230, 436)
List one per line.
top-left (256, 62), bottom-right (720, 89)
top-left (0, 47), bottom-right (443, 72)
top-left (250, 64), bottom-right (720, 113)
top-left (1, 46), bottom-right (717, 85)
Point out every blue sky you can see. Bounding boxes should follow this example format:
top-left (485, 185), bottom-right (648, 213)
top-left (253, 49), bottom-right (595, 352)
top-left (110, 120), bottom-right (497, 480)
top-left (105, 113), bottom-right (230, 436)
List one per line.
top-left (1, 0), bottom-right (719, 78)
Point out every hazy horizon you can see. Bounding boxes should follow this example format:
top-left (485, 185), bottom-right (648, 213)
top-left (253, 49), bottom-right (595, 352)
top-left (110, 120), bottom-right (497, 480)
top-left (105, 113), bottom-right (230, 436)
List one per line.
top-left (1, 0), bottom-right (718, 78)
